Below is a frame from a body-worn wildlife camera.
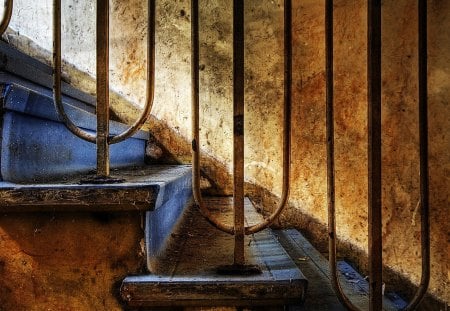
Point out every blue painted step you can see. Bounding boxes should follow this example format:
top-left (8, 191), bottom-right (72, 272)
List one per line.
top-left (0, 73), bottom-right (147, 183)
top-left (0, 43), bottom-right (194, 266)
top-left (0, 40), bottom-right (148, 182)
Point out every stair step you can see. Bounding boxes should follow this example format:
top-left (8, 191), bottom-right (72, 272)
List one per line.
top-left (275, 229), bottom-right (406, 311)
top-left (0, 73), bottom-right (147, 183)
top-left (0, 165), bottom-right (192, 212)
top-left (121, 197), bottom-right (308, 308)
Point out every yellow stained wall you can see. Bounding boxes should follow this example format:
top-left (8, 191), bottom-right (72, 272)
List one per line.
top-left (1, 0), bottom-right (449, 305)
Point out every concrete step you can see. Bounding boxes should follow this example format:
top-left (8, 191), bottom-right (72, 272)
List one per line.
top-left (121, 197), bottom-right (308, 309)
top-left (0, 164), bottom-right (192, 212)
top-left (275, 229), bottom-right (407, 311)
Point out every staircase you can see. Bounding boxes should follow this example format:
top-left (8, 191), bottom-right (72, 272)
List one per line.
top-left (0, 42), bottom-right (407, 311)
top-left (0, 41), bottom-right (308, 310)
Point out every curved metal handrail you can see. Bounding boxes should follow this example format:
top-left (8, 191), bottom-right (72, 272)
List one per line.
top-left (327, 1), bottom-right (430, 310)
top-left (52, 0), bottom-right (155, 145)
top-left (326, 0), bottom-right (360, 309)
top-left (0, 0), bottom-right (13, 35)
top-left (245, 0), bottom-right (292, 235)
top-left (53, 0), bottom-right (95, 143)
top-left (403, 0), bottom-right (431, 309)
top-left (191, 0), bottom-right (292, 236)
top-left (109, 0), bottom-right (155, 144)
top-left (191, 0), bottom-right (234, 234)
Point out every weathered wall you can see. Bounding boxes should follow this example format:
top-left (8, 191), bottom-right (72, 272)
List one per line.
top-left (0, 213), bottom-right (143, 310)
top-left (1, 0), bottom-right (448, 306)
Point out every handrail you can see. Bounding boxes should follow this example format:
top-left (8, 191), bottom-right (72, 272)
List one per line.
top-left (326, 0), bottom-right (360, 309)
top-left (53, 0), bottom-right (96, 143)
top-left (403, 0), bottom-right (431, 309)
top-left (327, 1), bottom-right (430, 310)
top-left (52, 0), bottom-right (156, 176)
top-left (367, 0), bottom-right (384, 308)
top-left (244, 0), bottom-right (291, 235)
top-left (109, 0), bottom-right (155, 144)
top-left (191, 0), bottom-right (234, 235)
top-left (0, 0), bottom-right (13, 35)
top-left (191, 0), bottom-right (292, 237)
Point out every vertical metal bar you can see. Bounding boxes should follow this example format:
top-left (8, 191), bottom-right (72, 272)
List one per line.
top-left (367, 0), bottom-right (383, 310)
top-left (327, 0), bottom-right (360, 308)
top-left (191, 0), bottom-right (201, 207)
top-left (233, 0), bottom-right (245, 266)
top-left (404, 0), bottom-right (430, 308)
top-left (96, 0), bottom-right (110, 177)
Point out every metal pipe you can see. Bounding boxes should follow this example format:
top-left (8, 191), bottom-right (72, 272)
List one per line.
top-left (326, 0), bottom-right (360, 309)
top-left (109, 0), bottom-right (155, 145)
top-left (0, 0), bottom-right (13, 35)
top-left (53, 0), bottom-right (96, 144)
top-left (233, 0), bottom-right (245, 265)
top-left (191, 0), bottom-right (235, 235)
top-left (367, 0), bottom-right (383, 310)
top-left (96, 0), bottom-right (110, 177)
top-left (403, 0), bottom-right (430, 309)
top-left (244, 0), bottom-right (292, 236)
top-left (190, 0), bottom-right (292, 237)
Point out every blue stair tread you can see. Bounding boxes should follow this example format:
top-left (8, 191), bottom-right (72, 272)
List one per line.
top-left (1, 73), bottom-right (148, 183)
top-left (0, 165), bottom-right (192, 212)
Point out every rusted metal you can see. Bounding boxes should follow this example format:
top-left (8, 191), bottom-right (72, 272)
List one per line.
top-left (52, 0), bottom-right (156, 179)
top-left (190, 0), bottom-right (234, 235)
top-left (109, 0), bottom-right (155, 145)
top-left (403, 0), bottom-right (430, 309)
top-left (326, 0), bottom-right (360, 309)
top-left (244, 0), bottom-right (292, 235)
top-left (0, 0), bottom-right (13, 35)
top-left (191, 0), bottom-right (292, 237)
top-left (233, 0), bottom-right (245, 265)
top-left (53, 0), bottom-right (96, 144)
top-left (96, 0), bottom-right (110, 177)
top-left (367, 0), bottom-right (383, 310)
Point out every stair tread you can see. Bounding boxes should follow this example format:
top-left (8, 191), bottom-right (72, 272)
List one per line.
top-left (0, 165), bottom-right (192, 212)
top-left (121, 197), bottom-right (307, 308)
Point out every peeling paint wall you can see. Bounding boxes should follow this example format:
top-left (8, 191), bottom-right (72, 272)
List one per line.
top-left (1, 0), bottom-right (449, 306)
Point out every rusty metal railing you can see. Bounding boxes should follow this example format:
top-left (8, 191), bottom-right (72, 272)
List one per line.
top-left (326, 1), bottom-right (430, 310)
top-left (0, 0), bottom-right (431, 305)
top-left (52, 0), bottom-right (156, 178)
top-left (0, 0), bottom-right (12, 35)
top-left (191, 0), bottom-right (292, 266)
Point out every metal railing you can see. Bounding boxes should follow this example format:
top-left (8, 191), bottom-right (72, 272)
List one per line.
top-left (52, 0), bottom-right (156, 179)
top-left (0, 0), bottom-right (12, 35)
top-left (0, 0), bottom-right (430, 308)
top-left (326, 0), bottom-right (430, 310)
top-left (191, 0), bottom-right (292, 266)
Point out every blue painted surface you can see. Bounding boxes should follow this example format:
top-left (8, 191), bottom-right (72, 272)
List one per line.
top-left (0, 74), bottom-right (148, 183)
top-left (145, 170), bottom-right (192, 269)
top-left (1, 111), bottom-right (146, 182)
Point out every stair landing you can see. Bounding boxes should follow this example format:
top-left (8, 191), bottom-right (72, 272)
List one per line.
top-left (121, 197), bottom-right (308, 309)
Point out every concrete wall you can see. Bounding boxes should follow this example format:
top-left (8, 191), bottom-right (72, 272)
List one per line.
top-left (1, 0), bottom-right (448, 306)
